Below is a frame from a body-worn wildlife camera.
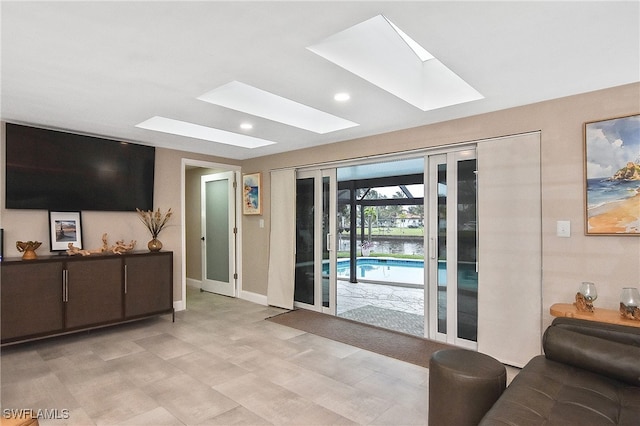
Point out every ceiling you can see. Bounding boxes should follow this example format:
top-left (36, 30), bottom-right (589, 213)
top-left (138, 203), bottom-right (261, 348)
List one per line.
top-left (1, 1), bottom-right (639, 160)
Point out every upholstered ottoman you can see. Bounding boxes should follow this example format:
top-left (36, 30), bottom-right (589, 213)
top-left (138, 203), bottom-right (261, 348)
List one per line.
top-left (429, 349), bottom-right (506, 425)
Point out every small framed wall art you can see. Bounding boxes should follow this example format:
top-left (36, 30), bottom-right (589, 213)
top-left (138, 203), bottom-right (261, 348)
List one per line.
top-left (49, 211), bottom-right (83, 251)
top-left (584, 113), bottom-right (640, 235)
top-left (242, 172), bottom-right (262, 215)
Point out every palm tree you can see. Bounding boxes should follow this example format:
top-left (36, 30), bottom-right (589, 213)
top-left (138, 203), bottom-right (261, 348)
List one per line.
top-left (364, 206), bottom-right (377, 242)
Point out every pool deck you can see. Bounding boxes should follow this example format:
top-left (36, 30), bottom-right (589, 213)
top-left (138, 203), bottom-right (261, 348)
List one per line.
top-left (337, 280), bottom-right (425, 336)
top-left (336, 278), bottom-right (477, 341)
top-left (337, 280), bottom-right (424, 316)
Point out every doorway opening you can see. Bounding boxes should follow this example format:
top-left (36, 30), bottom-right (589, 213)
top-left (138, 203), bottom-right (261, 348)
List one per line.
top-left (181, 159), bottom-right (242, 309)
top-left (294, 149), bottom-right (478, 346)
top-left (335, 159), bottom-right (425, 336)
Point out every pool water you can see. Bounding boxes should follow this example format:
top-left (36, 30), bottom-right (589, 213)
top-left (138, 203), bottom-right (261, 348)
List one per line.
top-left (336, 258), bottom-right (424, 285)
top-left (331, 258), bottom-right (478, 289)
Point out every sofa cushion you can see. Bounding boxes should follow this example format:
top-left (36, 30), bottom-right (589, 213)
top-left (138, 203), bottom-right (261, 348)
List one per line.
top-left (551, 316), bottom-right (640, 347)
top-left (479, 356), bottom-right (640, 425)
top-left (543, 325), bottom-right (640, 386)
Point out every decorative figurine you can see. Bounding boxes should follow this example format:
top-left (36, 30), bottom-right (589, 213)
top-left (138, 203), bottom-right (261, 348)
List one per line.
top-left (575, 292), bottom-right (594, 312)
top-left (16, 240), bottom-right (42, 260)
top-left (620, 288), bottom-right (640, 321)
top-left (67, 233), bottom-right (135, 256)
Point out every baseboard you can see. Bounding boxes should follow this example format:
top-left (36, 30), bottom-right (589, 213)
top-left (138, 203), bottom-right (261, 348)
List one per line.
top-left (178, 278), bottom-right (202, 312)
top-left (184, 278), bottom-right (267, 306)
top-left (173, 300), bottom-right (186, 312)
top-left (186, 278), bottom-right (201, 288)
top-left (239, 290), bottom-right (268, 306)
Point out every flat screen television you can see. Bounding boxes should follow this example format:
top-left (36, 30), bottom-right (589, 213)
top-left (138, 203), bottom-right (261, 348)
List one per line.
top-left (5, 123), bottom-right (155, 211)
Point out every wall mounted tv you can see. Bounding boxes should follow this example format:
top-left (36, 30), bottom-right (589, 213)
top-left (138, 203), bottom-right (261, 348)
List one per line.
top-left (5, 123), bottom-right (155, 211)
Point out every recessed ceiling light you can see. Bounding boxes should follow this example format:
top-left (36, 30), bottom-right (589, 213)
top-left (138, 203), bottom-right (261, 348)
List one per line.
top-left (135, 116), bottom-right (275, 149)
top-left (308, 14), bottom-right (483, 111)
top-left (240, 122), bottom-right (253, 130)
top-left (334, 92), bottom-right (351, 102)
top-left (198, 81), bottom-right (358, 134)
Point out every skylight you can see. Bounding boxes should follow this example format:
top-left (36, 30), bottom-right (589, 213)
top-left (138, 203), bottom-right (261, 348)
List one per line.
top-left (307, 14), bottom-right (483, 111)
top-left (198, 81), bottom-right (358, 134)
top-left (135, 116), bottom-right (276, 149)
top-left (385, 16), bottom-right (434, 62)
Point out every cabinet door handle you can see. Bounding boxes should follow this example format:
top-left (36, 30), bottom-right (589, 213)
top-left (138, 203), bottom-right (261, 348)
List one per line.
top-left (124, 265), bottom-right (128, 294)
top-left (63, 269), bottom-right (69, 302)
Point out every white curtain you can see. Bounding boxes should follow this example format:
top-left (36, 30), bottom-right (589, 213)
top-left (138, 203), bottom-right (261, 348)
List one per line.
top-left (267, 169), bottom-right (296, 309)
top-left (477, 132), bottom-right (542, 367)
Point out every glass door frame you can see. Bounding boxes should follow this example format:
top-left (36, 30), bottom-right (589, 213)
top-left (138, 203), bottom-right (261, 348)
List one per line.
top-left (294, 169), bottom-right (337, 314)
top-left (293, 147), bottom-right (478, 348)
top-left (426, 148), bottom-right (477, 349)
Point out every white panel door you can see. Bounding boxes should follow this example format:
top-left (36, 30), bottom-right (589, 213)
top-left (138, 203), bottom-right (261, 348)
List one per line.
top-left (201, 171), bottom-right (236, 297)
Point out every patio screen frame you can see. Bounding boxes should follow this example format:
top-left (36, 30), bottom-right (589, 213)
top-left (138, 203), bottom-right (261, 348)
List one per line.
top-left (338, 173), bottom-right (424, 283)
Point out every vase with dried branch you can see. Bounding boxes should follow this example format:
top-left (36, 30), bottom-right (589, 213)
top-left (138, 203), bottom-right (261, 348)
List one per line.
top-left (136, 208), bottom-right (172, 251)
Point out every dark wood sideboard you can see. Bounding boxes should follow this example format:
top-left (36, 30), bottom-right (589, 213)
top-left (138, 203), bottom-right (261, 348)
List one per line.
top-left (1, 250), bottom-right (173, 345)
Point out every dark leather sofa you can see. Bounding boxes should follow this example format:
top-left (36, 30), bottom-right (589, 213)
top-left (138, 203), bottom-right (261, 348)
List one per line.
top-left (478, 317), bottom-right (640, 425)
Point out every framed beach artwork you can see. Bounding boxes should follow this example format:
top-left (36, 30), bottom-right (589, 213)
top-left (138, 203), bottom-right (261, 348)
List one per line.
top-left (584, 114), bottom-right (640, 235)
top-left (49, 211), bottom-right (83, 251)
top-left (242, 172), bottom-right (262, 215)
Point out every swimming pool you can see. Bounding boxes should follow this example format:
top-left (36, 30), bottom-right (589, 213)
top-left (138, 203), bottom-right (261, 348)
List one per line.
top-left (335, 258), bottom-right (424, 286)
top-left (331, 258), bottom-right (478, 289)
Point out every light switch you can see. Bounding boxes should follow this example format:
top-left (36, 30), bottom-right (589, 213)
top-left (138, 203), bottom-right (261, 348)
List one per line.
top-left (556, 220), bottom-right (570, 237)
top-left (259, 219), bottom-right (265, 228)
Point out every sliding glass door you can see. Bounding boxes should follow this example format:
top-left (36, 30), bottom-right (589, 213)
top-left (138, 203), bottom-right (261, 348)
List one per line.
top-left (294, 170), bottom-right (336, 313)
top-left (427, 149), bottom-right (478, 348)
top-left (294, 150), bottom-right (478, 347)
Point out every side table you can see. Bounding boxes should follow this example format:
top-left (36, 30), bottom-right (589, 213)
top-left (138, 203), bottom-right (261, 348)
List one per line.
top-left (550, 303), bottom-right (640, 328)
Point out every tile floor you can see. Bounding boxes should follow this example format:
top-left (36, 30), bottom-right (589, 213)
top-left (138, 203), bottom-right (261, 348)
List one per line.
top-left (2, 286), bottom-right (435, 425)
